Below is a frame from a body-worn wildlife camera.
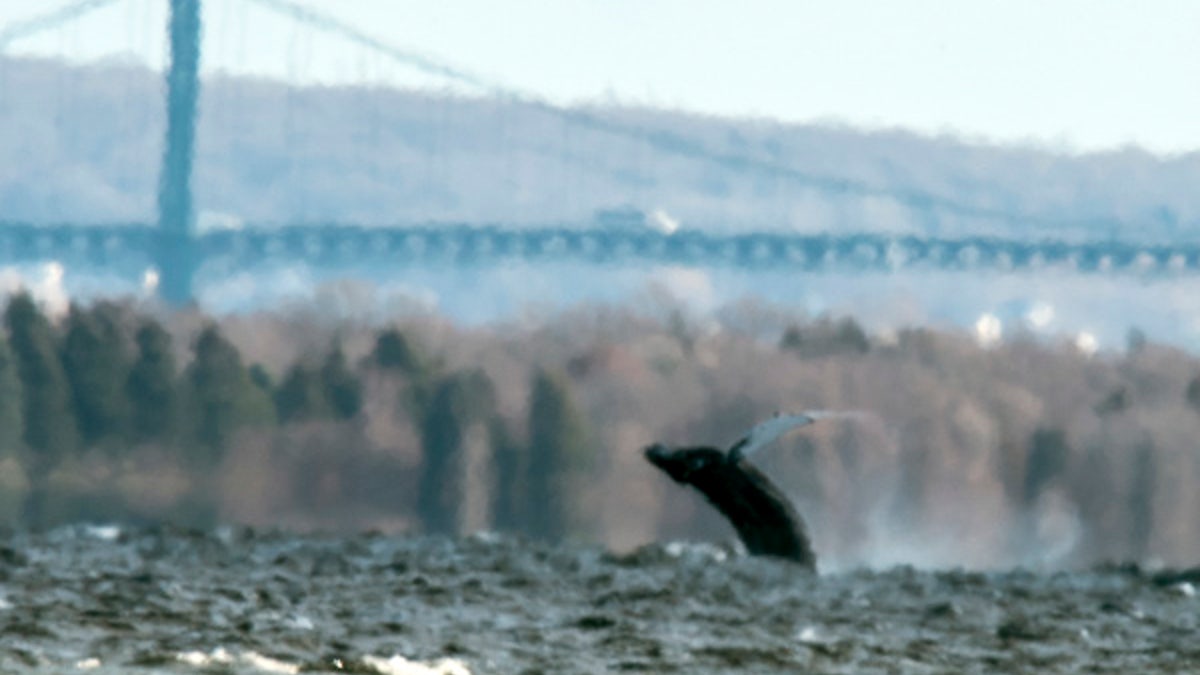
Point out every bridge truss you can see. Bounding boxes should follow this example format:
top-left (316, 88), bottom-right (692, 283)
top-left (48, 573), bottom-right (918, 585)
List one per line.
top-left (2, 222), bottom-right (1197, 281)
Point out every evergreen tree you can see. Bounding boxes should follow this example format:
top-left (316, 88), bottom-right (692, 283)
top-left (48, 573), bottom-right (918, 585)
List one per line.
top-left (185, 324), bottom-right (274, 463)
top-left (779, 317), bottom-right (869, 358)
top-left (1128, 439), bottom-right (1157, 559)
top-left (321, 345), bottom-right (363, 420)
top-left (5, 293), bottom-right (77, 529)
top-left (1186, 374), bottom-right (1200, 413)
top-left (0, 336), bottom-right (23, 458)
top-left (489, 416), bottom-right (525, 533)
top-left (371, 327), bottom-right (425, 375)
top-left (371, 327), bottom-right (438, 421)
top-left (60, 303), bottom-right (132, 447)
top-left (126, 320), bottom-right (179, 444)
top-left (4, 293), bottom-right (78, 474)
top-left (1023, 427), bottom-right (1070, 507)
top-left (418, 373), bottom-right (470, 535)
top-left (526, 367), bottom-right (589, 540)
top-left (417, 369), bottom-right (495, 535)
top-left (248, 364), bottom-right (273, 394)
top-left (0, 335), bottom-right (26, 528)
top-left (274, 361), bottom-right (330, 423)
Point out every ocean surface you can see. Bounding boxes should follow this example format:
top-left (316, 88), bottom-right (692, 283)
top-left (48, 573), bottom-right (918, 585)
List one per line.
top-left (0, 525), bottom-right (1196, 674)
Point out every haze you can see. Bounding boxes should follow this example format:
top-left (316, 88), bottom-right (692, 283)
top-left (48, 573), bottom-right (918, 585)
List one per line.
top-left (4, 0), bottom-right (1199, 154)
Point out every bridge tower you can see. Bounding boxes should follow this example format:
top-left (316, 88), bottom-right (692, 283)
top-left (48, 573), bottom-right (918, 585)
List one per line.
top-left (156, 0), bottom-right (202, 304)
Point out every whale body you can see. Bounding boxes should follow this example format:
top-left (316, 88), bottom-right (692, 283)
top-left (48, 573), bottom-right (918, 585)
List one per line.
top-left (644, 412), bottom-right (832, 570)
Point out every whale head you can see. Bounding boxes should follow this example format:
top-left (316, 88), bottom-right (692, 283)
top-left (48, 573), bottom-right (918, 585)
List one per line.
top-left (643, 444), bottom-right (726, 484)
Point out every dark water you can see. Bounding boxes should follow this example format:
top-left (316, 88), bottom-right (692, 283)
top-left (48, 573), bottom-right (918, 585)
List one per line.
top-left (0, 526), bottom-right (1196, 674)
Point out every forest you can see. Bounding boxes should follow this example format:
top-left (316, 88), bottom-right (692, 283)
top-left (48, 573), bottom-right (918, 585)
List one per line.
top-left (1, 293), bottom-right (1199, 570)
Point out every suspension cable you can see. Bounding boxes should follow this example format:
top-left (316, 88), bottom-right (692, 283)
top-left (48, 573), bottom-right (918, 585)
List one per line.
top-left (0, 0), bottom-right (122, 51)
top-left (239, 0), bottom-right (1110, 231)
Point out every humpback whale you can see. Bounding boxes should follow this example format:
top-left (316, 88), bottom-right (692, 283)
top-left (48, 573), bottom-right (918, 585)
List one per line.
top-left (645, 412), bottom-right (844, 570)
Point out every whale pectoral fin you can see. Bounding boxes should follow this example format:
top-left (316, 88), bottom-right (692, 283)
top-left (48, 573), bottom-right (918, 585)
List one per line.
top-left (728, 412), bottom-right (817, 460)
top-left (728, 436), bottom-right (750, 460)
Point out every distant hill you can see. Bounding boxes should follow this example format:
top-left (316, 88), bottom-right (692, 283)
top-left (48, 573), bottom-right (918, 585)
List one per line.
top-left (2, 55), bottom-right (1198, 241)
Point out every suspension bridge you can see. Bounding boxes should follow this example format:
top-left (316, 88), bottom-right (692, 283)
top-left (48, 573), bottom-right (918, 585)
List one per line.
top-left (1, 0), bottom-right (1195, 305)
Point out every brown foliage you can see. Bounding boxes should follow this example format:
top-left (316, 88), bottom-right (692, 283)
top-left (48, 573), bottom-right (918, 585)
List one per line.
top-left (4, 297), bottom-right (1199, 569)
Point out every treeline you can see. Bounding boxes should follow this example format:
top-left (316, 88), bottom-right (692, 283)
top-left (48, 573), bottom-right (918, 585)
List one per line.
top-left (3, 295), bottom-right (1200, 569)
top-left (0, 294), bottom-right (592, 541)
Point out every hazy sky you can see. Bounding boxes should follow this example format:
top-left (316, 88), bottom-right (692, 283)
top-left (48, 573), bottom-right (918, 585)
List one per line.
top-left (3, 0), bottom-right (1198, 154)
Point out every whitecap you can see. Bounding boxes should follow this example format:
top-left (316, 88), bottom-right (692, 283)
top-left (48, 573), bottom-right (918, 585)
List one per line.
top-left (362, 654), bottom-right (472, 675)
top-left (797, 626), bottom-right (819, 643)
top-left (1172, 582), bottom-right (1196, 598)
top-left (241, 651), bottom-right (300, 674)
top-left (664, 540), bottom-right (728, 563)
top-left (286, 614), bottom-right (315, 630)
top-left (177, 649), bottom-right (228, 667)
top-left (176, 648), bottom-right (299, 674)
top-left (468, 530), bottom-right (502, 545)
top-left (83, 524), bottom-right (121, 542)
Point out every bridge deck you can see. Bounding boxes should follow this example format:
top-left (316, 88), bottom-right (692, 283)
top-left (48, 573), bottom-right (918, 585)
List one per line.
top-left (1, 222), bottom-right (1197, 280)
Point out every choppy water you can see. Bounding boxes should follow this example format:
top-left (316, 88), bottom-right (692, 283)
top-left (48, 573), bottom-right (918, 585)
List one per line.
top-left (0, 525), bottom-right (1196, 673)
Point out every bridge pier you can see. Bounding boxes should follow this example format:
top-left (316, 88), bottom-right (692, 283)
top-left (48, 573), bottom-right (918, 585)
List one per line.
top-left (156, 0), bottom-right (202, 304)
